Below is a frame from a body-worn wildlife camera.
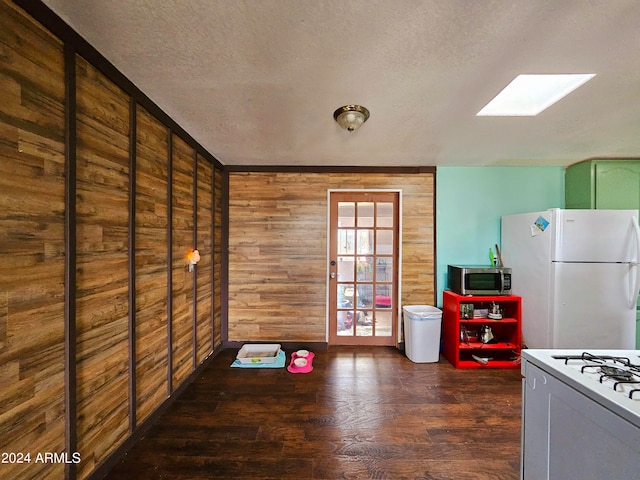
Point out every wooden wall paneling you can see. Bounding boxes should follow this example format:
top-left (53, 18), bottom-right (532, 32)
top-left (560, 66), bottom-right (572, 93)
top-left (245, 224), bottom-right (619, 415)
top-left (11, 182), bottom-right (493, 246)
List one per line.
top-left (213, 167), bottom-right (224, 347)
top-left (0, 2), bottom-right (66, 479)
top-left (75, 55), bottom-right (131, 480)
top-left (196, 154), bottom-right (213, 362)
top-left (228, 172), bottom-right (322, 342)
top-left (398, 175), bottom-right (436, 306)
top-left (134, 104), bottom-right (169, 424)
top-left (171, 134), bottom-right (194, 389)
top-left (227, 172), bottom-right (435, 342)
top-left (3, 3), bottom-right (227, 479)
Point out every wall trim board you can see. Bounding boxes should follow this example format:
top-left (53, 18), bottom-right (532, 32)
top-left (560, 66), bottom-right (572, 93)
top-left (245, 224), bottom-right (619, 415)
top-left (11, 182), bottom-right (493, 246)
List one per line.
top-left (192, 150), bottom-right (198, 370)
top-left (128, 97), bottom-right (138, 433)
top-left (433, 170), bottom-right (438, 299)
top-left (211, 162), bottom-right (216, 352)
top-left (63, 40), bottom-right (78, 480)
top-left (225, 165), bottom-right (437, 174)
top-left (85, 345), bottom-right (223, 480)
top-left (13, 0), bottom-right (223, 171)
top-left (166, 131), bottom-right (174, 395)
top-left (221, 171), bottom-right (230, 343)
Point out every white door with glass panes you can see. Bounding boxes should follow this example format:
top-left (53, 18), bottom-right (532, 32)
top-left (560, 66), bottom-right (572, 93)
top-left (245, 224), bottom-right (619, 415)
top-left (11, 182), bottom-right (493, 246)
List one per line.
top-left (328, 192), bottom-right (399, 346)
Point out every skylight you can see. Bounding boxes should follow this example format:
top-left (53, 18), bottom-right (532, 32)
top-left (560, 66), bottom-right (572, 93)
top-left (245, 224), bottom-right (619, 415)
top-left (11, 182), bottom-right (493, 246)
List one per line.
top-left (477, 74), bottom-right (596, 116)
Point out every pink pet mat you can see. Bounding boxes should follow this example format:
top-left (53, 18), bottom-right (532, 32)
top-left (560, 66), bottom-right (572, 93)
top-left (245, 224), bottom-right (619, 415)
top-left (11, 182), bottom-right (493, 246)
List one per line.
top-left (287, 351), bottom-right (314, 374)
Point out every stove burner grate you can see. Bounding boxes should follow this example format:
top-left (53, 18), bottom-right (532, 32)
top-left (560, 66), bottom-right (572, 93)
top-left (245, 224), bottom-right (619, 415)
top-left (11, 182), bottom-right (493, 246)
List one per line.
top-left (552, 352), bottom-right (633, 365)
top-left (600, 365), bottom-right (635, 381)
top-left (552, 352), bottom-right (640, 399)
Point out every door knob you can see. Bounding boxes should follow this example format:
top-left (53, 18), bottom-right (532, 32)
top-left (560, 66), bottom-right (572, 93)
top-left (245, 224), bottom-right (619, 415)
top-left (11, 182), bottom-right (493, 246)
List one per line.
top-left (330, 272), bottom-right (336, 279)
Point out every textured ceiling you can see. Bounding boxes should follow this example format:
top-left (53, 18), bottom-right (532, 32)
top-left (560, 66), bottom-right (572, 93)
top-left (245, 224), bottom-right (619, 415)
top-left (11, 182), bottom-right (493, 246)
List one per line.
top-left (42, 0), bottom-right (640, 167)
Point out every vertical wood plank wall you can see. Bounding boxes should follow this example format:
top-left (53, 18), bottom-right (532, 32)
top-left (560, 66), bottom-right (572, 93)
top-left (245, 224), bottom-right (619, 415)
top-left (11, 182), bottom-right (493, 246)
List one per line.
top-left (75, 55), bottom-right (131, 479)
top-left (0, 3), bottom-right (66, 479)
top-left (196, 154), bottom-right (214, 361)
top-left (0, 2), bottom-right (223, 479)
top-left (134, 105), bottom-right (169, 424)
top-left (171, 135), bottom-right (195, 389)
top-left (227, 172), bottom-right (435, 342)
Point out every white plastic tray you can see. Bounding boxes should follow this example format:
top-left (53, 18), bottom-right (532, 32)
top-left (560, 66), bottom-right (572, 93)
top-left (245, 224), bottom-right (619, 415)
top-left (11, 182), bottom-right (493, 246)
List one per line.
top-left (236, 344), bottom-right (281, 364)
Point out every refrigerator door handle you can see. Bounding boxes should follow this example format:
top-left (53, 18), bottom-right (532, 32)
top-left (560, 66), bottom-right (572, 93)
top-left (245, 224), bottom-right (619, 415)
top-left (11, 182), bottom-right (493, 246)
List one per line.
top-left (631, 263), bottom-right (640, 309)
top-left (629, 216), bottom-right (640, 308)
top-left (632, 215), bottom-right (640, 264)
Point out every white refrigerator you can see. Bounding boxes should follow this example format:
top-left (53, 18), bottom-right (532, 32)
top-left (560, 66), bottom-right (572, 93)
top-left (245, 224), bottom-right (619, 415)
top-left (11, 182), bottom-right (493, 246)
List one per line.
top-left (501, 208), bottom-right (640, 349)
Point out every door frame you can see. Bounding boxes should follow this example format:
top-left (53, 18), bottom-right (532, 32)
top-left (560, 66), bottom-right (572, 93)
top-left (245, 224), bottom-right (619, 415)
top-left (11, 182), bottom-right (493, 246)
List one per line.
top-left (326, 189), bottom-right (403, 344)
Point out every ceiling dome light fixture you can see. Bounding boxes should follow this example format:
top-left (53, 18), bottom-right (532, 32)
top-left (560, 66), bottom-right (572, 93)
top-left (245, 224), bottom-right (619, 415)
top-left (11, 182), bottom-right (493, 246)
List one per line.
top-left (333, 105), bottom-right (370, 132)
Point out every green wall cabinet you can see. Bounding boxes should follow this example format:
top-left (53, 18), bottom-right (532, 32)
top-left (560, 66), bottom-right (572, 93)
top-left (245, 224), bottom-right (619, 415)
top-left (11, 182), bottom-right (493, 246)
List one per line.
top-left (566, 159), bottom-right (640, 209)
top-left (565, 159), bottom-right (640, 348)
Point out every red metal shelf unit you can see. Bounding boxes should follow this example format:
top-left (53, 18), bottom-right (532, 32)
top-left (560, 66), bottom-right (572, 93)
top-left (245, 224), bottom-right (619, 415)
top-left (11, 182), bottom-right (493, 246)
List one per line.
top-left (442, 290), bottom-right (522, 369)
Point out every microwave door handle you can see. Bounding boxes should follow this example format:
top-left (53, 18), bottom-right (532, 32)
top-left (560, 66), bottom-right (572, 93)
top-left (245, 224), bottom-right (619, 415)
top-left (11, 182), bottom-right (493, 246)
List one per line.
top-left (500, 270), bottom-right (505, 294)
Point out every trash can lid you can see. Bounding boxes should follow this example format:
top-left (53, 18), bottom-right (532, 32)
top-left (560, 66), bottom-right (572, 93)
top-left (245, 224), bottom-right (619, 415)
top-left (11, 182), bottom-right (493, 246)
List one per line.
top-left (403, 305), bottom-right (442, 314)
top-left (403, 305), bottom-right (442, 320)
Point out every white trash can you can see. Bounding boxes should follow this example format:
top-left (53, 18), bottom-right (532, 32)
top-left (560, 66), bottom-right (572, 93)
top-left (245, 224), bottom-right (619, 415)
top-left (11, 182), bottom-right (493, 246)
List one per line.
top-left (403, 305), bottom-right (443, 363)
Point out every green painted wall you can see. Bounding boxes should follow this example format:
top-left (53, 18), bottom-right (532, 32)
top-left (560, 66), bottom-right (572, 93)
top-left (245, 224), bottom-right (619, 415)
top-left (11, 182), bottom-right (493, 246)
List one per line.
top-left (435, 166), bottom-right (565, 307)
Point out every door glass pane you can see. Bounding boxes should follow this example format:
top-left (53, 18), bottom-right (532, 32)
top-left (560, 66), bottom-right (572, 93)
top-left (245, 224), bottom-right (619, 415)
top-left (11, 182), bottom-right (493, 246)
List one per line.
top-left (338, 284), bottom-right (354, 309)
top-left (356, 256), bottom-right (374, 281)
top-left (337, 311), bottom-right (354, 336)
top-left (356, 312), bottom-right (373, 336)
top-left (376, 257), bottom-right (393, 282)
top-left (377, 203), bottom-right (394, 228)
top-left (375, 286), bottom-right (392, 309)
top-left (356, 284), bottom-right (373, 309)
top-left (357, 230), bottom-right (373, 254)
top-left (376, 230), bottom-right (393, 254)
top-left (337, 256), bottom-right (354, 282)
top-left (375, 311), bottom-right (392, 336)
top-left (356, 329), bottom-right (371, 337)
top-left (338, 229), bottom-right (354, 254)
top-left (338, 202), bottom-right (355, 227)
top-left (357, 202), bottom-right (374, 227)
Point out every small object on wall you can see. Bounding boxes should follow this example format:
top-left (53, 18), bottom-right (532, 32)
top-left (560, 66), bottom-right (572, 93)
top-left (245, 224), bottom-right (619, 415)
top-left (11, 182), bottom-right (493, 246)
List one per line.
top-left (186, 248), bottom-right (200, 272)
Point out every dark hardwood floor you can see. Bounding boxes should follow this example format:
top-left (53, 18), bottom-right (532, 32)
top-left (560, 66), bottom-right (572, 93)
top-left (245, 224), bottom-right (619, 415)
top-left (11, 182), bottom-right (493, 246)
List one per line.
top-left (105, 347), bottom-right (522, 480)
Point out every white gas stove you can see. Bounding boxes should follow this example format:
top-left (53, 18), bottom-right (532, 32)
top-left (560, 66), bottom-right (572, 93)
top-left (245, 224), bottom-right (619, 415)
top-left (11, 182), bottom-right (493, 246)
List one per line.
top-left (522, 349), bottom-right (640, 426)
top-left (520, 349), bottom-right (640, 480)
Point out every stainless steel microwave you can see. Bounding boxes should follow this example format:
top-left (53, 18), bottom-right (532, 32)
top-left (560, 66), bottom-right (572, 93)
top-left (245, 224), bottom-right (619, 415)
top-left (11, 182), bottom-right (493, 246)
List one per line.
top-left (447, 265), bottom-right (512, 296)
